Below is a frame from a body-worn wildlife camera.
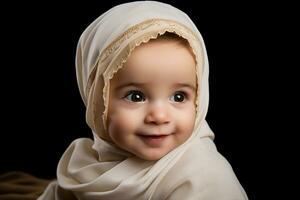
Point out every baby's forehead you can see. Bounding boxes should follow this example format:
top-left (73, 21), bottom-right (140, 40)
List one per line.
top-left (111, 42), bottom-right (195, 86)
top-left (119, 45), bottom-right (193, 69)
top-left (108, 32), bottom-right (198, 91)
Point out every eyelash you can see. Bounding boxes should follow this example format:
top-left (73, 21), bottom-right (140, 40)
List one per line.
top-left (122, 90), bottom-right (188, 103)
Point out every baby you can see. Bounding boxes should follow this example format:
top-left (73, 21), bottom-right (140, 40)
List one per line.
top-left (38, 1), bottom-right (248, 199)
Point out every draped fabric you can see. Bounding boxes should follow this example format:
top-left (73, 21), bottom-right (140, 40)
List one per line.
top-left (38, 1), bottom-right (248, 199)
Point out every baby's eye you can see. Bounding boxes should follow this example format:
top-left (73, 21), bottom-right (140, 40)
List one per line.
top-left (124, 90), bottom-right (146, 102)
top-left (170, 91), bottom-right (186, 102)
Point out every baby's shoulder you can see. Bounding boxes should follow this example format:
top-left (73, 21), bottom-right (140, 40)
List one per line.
top-left (180, 138), bottom-right (236, 180)
top-left (156, 138), bottom-right (247, 199)
top-left (195, 138), bottom-right (231, 163)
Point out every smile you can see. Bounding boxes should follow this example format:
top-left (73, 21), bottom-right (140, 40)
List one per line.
top-left (138, 134), bottom-right (172, 147)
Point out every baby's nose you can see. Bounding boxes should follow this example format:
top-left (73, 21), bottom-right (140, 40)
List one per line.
top-left (144, 102), bottom-right (170, 125)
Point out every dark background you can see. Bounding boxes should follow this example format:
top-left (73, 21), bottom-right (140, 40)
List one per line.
top-left (0, 0), bottom-right (294, 199)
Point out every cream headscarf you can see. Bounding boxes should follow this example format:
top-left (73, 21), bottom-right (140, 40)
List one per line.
top-left (38, 1), bottom-right (248, 199)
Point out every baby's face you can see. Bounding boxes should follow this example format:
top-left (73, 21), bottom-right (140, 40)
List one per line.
top-left (107, 39), bottom-right (197, 160)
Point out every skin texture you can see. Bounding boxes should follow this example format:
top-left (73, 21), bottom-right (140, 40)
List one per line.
top-left (107, 38), bottom-right (197, 160)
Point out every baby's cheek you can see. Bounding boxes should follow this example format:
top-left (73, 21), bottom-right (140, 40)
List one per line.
top-left (187, 110), bottom-right (196, 132)
top-left (108, 109), bottom-right (140, 136)
top-left (178, 107), bottom-right (196, 139)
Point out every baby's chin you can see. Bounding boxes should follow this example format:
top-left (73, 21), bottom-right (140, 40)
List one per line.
top-left (138, 154), bottom-right (165, 161)
top-left (134, 147), bottom-right (175, 161)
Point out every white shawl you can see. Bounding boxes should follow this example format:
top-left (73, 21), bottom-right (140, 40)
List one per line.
top-left (38, 1), bottom-right (248, 199)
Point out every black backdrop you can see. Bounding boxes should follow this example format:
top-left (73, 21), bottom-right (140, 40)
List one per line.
top-left (0, 0), bottom-right (294, 199)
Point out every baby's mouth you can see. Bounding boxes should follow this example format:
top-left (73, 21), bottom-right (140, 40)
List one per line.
top-left (138, 132), bottom-right (172, 137)
top-left (137, 133), bottom-right (173, 147)
top-left (139, 134), bottom-right (169, 138)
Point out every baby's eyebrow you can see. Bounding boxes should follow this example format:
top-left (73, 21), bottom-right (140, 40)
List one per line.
top-left (174, 83), bottom-right (196, 92)
top-left (115, 82), bottom-right (196, 91)
top-left (115, 82), bottom-right (147, 90)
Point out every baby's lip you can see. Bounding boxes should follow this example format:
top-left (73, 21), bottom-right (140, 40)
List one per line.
top-left (138, 132), bottom-right (172, 147)
top-left (138, 132), bottom-right (173, 137)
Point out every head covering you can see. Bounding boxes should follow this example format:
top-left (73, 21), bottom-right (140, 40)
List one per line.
top-left (76, 1), bottom-right (212, 143)
top-left (38, 1), bottom-right (248, 199)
